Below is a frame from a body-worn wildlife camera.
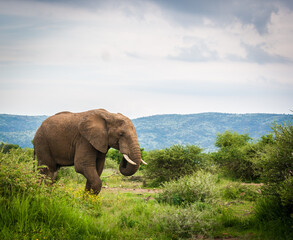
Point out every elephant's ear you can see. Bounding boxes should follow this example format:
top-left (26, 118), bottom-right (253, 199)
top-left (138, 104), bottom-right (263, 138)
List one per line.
top-left (78, 113), bottom-right (108, 153)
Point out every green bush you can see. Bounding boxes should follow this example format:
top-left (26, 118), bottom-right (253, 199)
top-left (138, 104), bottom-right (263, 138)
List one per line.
top-left (0, 142), bottom-right (20, 153)
top-left (254, 121), bottom-right (293, 213)
top-left (104, 157), bottom-right (119, 169)
top-left (157, 170), bottom-right (219, 205)
top-left (213, 131), bottom-right (259, 180)
top-left (215, 131), bottom-right (251, 148)
top-left (143, 144), bottom-right (210, 186)
top-left (250, 121), bottom-right (293, 239)
top-left (106, 148), bottom-right (122, 164)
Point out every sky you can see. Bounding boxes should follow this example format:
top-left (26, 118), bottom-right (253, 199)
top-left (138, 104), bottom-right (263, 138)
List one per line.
top-left (0, 0), bottom-right (292, 119)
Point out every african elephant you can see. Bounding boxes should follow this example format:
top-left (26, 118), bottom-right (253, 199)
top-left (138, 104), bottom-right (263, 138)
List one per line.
top-left (33, 109), bottom-right (146, 194)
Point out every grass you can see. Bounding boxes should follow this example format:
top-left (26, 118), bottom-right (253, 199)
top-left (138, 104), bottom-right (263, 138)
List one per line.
top-left (1, 149), bottom-right (292, 239)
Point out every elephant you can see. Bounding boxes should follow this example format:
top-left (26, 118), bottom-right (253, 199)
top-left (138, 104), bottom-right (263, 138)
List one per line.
top-left (33, 109), bottom-right (147, 194)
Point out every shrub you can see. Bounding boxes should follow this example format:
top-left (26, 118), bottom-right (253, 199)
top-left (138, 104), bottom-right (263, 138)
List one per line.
top-left (215, 131), bottom-right (251, 148)
top-left (213, 131), bottom-right (259, 180)
top-left (104, 157), bottom-right (119, 169)
top-left (254, 121), bottom-right (293, 213)
top-left (143, 144), bottom-right (210, 186)
top-left (106, 148), bottom-right (122, 164)
top-left (157, 170), bottom-right (219, 205)
top-left (250, 121), bottom-right (293, 239)
top-left (0, 142), bottom-right (20, 153)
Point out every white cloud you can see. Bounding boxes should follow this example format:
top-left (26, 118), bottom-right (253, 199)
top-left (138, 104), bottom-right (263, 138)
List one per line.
top-left (265, 7), bottom-right (293, 59)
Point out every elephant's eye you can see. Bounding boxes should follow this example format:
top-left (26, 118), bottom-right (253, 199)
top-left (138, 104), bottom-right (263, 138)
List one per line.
top-left (119, 132), bottom-right (124, 136)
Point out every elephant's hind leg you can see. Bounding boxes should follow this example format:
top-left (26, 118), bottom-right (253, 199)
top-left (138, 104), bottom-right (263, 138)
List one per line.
top-left (38, 158), bottom-right (59, 182)
top-left (35, 142), bottom-right (59, 182)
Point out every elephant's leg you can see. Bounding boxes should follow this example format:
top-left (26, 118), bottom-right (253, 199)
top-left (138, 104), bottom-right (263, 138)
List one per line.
top-left (82, 168), bottom-right (102, 194)
top-left (35, 143), bottom-right (58, 182)
top-left (47, 168), bottom-right (59, 182)
top-left (96, 152), bottom-right (106, 176)
top-left (85, 179), bottom-right (91, 191)
top-left (74, 140), bottom-right (102, 194)
top-left (76, 162), bottom-right (102, 194)
top-left (40, 160), bottom-right (58, 183)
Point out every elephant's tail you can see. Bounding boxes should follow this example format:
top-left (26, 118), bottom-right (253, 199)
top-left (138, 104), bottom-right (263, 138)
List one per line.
top-left (33, 149), bottom-right (37, 172)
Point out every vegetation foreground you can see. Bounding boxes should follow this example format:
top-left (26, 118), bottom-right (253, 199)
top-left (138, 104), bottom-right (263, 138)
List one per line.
top-left (0, 122), bottom-right (292, 239)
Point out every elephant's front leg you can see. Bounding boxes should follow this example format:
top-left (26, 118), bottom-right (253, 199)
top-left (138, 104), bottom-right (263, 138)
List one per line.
top-left (85, 152), bottom-right (106, 193)
top-left (74, 140), bottom-right (102, 194)
top-left (83, 168), bottom-right (102, 194)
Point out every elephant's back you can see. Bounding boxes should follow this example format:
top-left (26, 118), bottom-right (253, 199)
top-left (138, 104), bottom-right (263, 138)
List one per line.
top-left (41, 112), bottom-right (80, 136)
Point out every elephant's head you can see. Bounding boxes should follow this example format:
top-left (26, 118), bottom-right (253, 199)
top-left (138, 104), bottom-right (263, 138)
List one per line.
top-left (78, 109), bottom-right (146, 176)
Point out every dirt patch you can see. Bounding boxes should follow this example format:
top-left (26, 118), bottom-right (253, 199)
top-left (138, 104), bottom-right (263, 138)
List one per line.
top-left (102, 186), bottom-right (162, 194)
top-left (241, 183), bottom-right (263, 186)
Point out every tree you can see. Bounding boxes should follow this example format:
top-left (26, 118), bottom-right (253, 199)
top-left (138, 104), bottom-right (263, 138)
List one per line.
top-left (213, 131), bottom-right (257, 180)
top-left (215, 130), bottom-right (251, 148)
top-left (255, 122), bottom-right (293, 212)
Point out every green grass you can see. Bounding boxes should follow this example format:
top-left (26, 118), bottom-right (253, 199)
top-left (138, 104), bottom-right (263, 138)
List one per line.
top-left (1, 149), bottom-right (292, 239)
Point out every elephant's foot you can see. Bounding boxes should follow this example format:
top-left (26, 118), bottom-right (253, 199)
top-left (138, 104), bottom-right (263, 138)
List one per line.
top-left (85, 179), bottom-right (102, 195)
top-left (39, 165), bottom-right (58, 184)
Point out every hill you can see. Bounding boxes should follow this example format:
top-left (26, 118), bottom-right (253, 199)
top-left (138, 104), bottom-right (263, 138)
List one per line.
top-left (0, 114), bottom-right (47, 149)
top-left (0, 113), bottom-right (292, 151)
top-left (133, 113), bottom-right (292, 151)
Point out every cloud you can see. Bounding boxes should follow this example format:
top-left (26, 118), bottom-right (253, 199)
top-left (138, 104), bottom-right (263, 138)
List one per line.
top-left (169, 40), bottom-right (219, 62)
top-left (149, 0), bottom-right (281, 33)
top-left (243, 44), bottom-right (292, 64)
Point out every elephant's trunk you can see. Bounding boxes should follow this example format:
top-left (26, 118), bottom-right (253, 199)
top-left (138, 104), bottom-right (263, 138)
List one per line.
top-left (119, 146), bottom-right (141, 176)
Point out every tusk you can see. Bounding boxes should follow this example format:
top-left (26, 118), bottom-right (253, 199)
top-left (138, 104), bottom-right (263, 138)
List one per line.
top-left (123, 154), bottom-right (137, 165)
top-left (141, 159), bottom-right (148, 165)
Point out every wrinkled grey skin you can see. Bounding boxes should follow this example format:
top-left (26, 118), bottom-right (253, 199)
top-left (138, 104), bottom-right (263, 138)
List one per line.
top-left (33, 109), bottom-right (141, 194)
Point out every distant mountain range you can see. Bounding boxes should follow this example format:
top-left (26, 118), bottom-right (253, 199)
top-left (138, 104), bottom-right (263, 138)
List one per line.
top-left (0, 113), bottom-right (292, 152)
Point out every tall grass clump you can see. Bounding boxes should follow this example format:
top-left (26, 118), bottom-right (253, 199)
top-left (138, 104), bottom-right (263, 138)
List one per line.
top-left (0, 148), bottom-right (40, 197)
top-left (221, 182), bottom-right (259, 201)
top-left (155, 203), bottom-right (216, 239)
top-left (157, 170), bottom-right (219, 206)
top-left (253, 197), bottom-right (293, 240)
top-left (0, 148), bottom-right (112, 240)
top-left (57, 166), bottom-right (86, 184)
